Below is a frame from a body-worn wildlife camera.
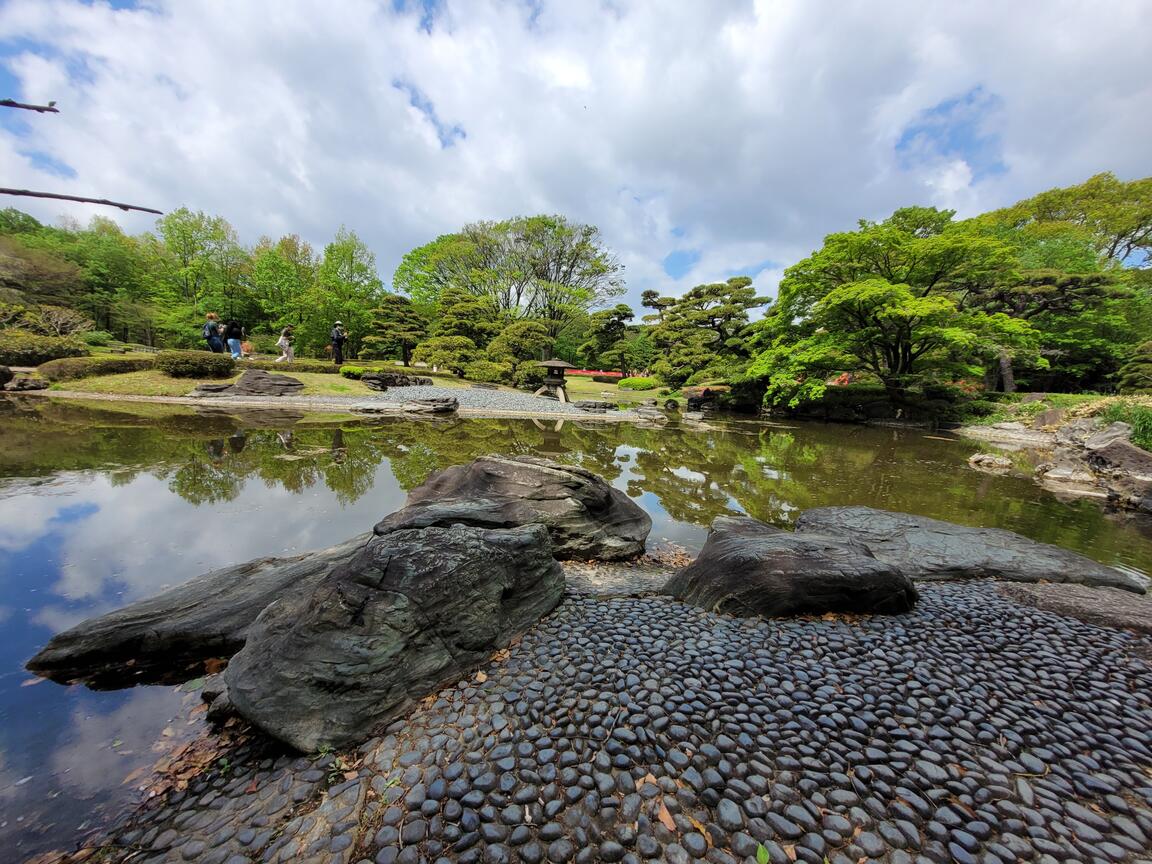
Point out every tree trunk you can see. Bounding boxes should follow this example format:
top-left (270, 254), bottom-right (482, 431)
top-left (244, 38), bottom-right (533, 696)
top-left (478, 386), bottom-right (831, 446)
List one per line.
top-left (998, 351), bottom-right (1016, 394)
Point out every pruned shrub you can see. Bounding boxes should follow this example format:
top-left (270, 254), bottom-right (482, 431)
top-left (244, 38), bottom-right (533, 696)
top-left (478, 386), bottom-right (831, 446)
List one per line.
top-left (155, 350), bottom-right (235, 378)
top-left (591, 374), bottom-right (619, 384)
top-left (245, 358), bottom-right (339, 374)
top-left (39, 355), bottom-right (155, 382)
top-left (464, 360), bottom-right (513, 384)
top-left (340, 365), bottom-right (367, 379)
top-left (618, 376), bottom-right (659, 391)
top-left (78, 330), bottom-right (115, 347)
top-left (0, 330), bottom-right (87, 366)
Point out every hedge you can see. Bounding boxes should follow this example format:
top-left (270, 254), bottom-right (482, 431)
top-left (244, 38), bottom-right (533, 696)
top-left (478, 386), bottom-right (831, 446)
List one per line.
top-left (38, 355), bottom-right (155, 382)
top-left (245, 358), bottom-right (340, 375)
top-left (618, 376), bottom-right (660, 391)
top-left (340, 365), bottom-right (367, 379)
top-left (0, 330), bottom-right (88, 367)
top-left (155, 350), bottom-right (236, 378)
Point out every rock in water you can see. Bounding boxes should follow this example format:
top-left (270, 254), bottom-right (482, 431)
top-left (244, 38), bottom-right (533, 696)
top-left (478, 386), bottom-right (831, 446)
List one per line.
top-left (967, 452), bottom-right (1013, 474)
top-left (224, 523), bottom-right (564, 751)
top-left (0, 365), bottom-right (12, 388)
top-left (4, 377), bottom-right (48, 391)
top-left (664, 515), bottom-right (918, 617)
top-left (795, 506), bottom-right (1148, 593)
top-left (402, 396), bottom-right (458, 414)
top-left (26, 535), bottom-right (369, 688)
top-left (375, 455), bottom-right (651, 560)
top-left (194, 369), bottom-right (305, 397)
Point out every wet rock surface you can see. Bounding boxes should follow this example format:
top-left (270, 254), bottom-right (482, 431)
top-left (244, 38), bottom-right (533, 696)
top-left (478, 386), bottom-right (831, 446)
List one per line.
top-left (967, 453), bottom-right (1013, 474)
top-left (26, 535), bottom-right (369, 688)
top-left (4, 375), bottom-right (49, 391)
top-left (63, 583), bottom-right (1152, 864)
top-left (796, 505), bottom-right (1149, 594)
top-left (999, 582), bottom-right (1152, 635)
top-left (664, 516), bottom-right (918, 617)
top-left (376, 456), bottom-right (652, 561)
top-left (225, 524), bottom-right (565, 751)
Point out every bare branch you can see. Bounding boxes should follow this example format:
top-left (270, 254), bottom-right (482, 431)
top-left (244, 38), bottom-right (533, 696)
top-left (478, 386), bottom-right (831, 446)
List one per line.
top-left (0, 187), bottom-right (162, 215)
top-left (0, 98), bottom-right (59, 114)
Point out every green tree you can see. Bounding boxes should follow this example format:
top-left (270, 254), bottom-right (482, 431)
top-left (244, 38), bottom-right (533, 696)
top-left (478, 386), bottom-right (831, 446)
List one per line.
top-left (431, 286), bottom-right (502, 347)
top-left (578, 303), bottom-right (634, 373)
top-left (1118, 341), bottom-right (1152, 393)
top-left (295, 227), bottom-right (383, 357)
top-left (362, 293), bottom-right (428, 365)
top-left (411, 335), bottom-right (478, 376)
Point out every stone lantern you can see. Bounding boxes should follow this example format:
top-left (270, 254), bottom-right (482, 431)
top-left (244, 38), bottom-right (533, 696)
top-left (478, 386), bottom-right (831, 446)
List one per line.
top-left (533, 359), bottom-right (577, 403)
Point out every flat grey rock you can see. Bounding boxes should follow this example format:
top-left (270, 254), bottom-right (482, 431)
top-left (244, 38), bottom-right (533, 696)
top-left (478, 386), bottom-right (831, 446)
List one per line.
top-left (795, 506), bottom-right (1147, 594)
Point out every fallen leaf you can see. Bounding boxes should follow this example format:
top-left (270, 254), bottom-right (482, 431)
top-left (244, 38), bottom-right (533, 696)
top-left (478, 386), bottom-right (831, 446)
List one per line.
top-left (203, 658), bottom-right (227, 675)
top-left (656, 801), bottom-right (676, 832)
top-left (783, 844), bottom-right (796, 861)
top-left (475, 671), bottom-right (487, 683)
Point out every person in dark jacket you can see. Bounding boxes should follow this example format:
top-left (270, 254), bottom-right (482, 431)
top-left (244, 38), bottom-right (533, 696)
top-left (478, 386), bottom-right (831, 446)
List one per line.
top-left (331, 321), bottom-right (347, 365)
top-left (222, 319), bottom-right (246, 360)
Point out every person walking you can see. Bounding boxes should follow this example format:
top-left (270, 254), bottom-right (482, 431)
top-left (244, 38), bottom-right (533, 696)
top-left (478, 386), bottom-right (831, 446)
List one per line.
top-left (275, 326), bottom-right (295, 363)
top-left (222, 319), bottom-right (246, 360)
top-left (330, 321), bottom-right (347, 365)
top-left (203, 313), bottom-right (224, 353)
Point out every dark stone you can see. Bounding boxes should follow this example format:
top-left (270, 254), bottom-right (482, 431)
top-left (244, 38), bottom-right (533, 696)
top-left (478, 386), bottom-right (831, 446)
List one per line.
top-left (4, 376), bottom-right (49, 391)
top-left (225, 523), bottom-right (565, 749)
top-left (574, 400), bottom-right (616, 413)
top-left (664, 516), bottom-right (918, 617)
top-left (194, 369), bottom-right (305, 397)
top-left (362, 372), bottom-right (433, 390)
top-left (26, 534), bottom-right (369, 688)
top-left (403, 396), bottom-right (459, 414)
top-left (375, 455), bottom-right (651, 561)
top-left (794, 506), bottom-right (1147, 593)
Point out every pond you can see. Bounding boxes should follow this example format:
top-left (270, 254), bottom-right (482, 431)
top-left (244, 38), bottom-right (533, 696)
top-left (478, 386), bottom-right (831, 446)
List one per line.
top-left (2, 396), bottom-right (1151, 859)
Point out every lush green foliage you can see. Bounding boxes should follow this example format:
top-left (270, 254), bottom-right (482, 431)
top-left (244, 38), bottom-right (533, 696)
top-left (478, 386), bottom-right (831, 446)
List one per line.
top-left (39, 354), bottom-right (155, 381)
top-left (155, 350), bottom-right (236, 378)
top-left (244, 358), bottom-right (339, 374)
top-left (411, 336), bottom-right (478, 377)
top-left (1117, 341), bottom-right (1152, 393)
top-left (339, 365), bottom-right (367, 379)
top-left (0, 330), bottom-right (87, 366)
top-left (618, 376), bottom-right (659, 390)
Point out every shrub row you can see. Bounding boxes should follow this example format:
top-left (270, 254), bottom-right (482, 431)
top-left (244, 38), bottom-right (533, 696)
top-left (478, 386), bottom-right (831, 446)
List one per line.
top-left (618, 376), bottom-right (660, 391)
top-left (340, 365), bottom-right (367, 379)
top-left (155, 351), bottom-right (236, 378)
top-left (245, 358), bottom-right (340, 375)
top-left (0, 330), bottom-right (88, 367)
top-left (38, 355), bottom-right (155, 382)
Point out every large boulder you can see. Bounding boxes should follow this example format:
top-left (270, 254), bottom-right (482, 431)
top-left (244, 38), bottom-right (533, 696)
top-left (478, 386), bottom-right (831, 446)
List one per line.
top-left (795, 506), bottom-right (1148, 594)
top-left (402, 396), bottom-right (457, 414)
top-left (375, 455), bottom-right (651, 560)
top-left (362, 371), bottom-right (432, 391)
top-left (664, 516), bottom-right (918, 617)
top-left (195, 369), bottom-right (305, 397)
top-left (26, 535), bottom-right (368, 688)
top-left (224, 523), bottom-right (564, 750)
top-left (4, 376), bottom-right (48, 391)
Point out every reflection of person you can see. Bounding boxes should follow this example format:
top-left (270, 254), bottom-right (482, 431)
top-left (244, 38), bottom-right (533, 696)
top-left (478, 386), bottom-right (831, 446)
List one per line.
top-left (331, 321), bottom-right (347, 365)
top-left (223, 319), bottom-right (246, 360)
top-left (203, 313), bottom-right (224, 353)
top-left (275, 327), bottom-right (295, 363)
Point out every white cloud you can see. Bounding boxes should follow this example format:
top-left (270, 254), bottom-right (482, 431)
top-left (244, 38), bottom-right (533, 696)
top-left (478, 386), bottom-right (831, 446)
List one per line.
top-left (0, 0), bottom-right (1148, 310)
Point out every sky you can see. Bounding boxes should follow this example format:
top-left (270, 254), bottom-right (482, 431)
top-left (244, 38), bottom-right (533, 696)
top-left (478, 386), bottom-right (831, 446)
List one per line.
top-left (0, 0), bottom-right (1149, 309)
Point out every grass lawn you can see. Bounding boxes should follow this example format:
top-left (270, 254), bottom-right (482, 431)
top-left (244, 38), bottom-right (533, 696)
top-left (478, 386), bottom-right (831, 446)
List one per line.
top-left (54, 369), bottom-right (378, 398)
top-left (563, 376), bottom-right (673, 405)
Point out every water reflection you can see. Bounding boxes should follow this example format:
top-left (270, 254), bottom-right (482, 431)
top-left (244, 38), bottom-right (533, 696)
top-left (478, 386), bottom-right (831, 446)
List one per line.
top-left (1, 397), bottom-right (1152, 859)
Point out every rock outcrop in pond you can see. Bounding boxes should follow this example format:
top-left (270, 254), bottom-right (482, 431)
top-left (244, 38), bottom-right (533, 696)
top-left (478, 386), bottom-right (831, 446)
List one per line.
top-left (26, 535), bottom-right (369, 688)
top-left (376, 455), bottom-right (651, 560)
top-left (664, 515), bottom-right (918, 616)
top-left (194, 369), bottom-right (305, 397)
top-left (795, 505), bottom-right (1148, 593)
top-left (224, 523), bottom-right (564, 751)
top-left (1035, 419), bottom-right (1152, 513)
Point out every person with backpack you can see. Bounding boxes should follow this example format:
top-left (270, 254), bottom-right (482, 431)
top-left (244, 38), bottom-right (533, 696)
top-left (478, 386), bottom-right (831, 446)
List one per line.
top-left (222, 319), bottom-right (246, 360)
top-left (202, 313), bottom-right (224, 353)
top-left (330, 321), bottom-right (347, 365)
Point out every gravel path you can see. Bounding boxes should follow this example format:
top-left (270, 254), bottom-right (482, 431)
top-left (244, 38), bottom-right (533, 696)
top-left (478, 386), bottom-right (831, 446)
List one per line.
top-left (370, 386), bottom-right (596, 415)
top-left (52, 581), bottom-right (1152, 864)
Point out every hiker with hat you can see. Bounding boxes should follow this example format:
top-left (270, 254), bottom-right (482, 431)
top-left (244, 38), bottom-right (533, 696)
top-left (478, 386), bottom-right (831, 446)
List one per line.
top-left (330, 320), bottom-right (348, 365)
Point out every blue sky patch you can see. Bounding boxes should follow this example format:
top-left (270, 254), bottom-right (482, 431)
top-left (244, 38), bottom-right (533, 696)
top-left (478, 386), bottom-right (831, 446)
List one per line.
top-left (663, 248), bottom-right (701, 279)
top-left (392, 0), bottom-right (443, 33)
top-left (895, 86), bottom-right (1006, 181)
top-left (393, 78), bottom-right (466, 148)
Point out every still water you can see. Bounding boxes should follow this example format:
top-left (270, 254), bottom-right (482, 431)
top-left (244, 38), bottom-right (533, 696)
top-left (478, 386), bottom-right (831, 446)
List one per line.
top-left (2, 397), bottom-right (1151, 858)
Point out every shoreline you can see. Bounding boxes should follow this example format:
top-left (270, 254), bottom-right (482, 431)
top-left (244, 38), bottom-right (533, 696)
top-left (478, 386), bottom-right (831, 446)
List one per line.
top-left (10, 389), bottom-right (647, 423)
